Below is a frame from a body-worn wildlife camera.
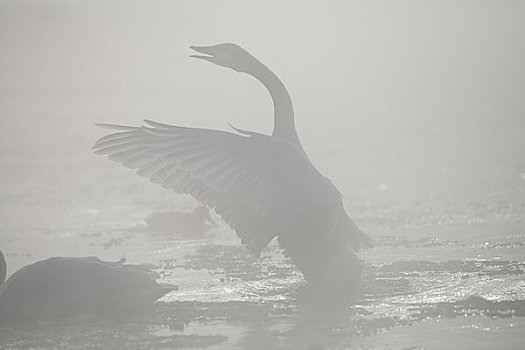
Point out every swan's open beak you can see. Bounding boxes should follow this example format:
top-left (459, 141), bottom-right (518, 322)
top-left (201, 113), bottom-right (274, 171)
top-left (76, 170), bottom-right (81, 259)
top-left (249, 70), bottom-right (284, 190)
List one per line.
top-left (189, 45), bottom-right (216, 62)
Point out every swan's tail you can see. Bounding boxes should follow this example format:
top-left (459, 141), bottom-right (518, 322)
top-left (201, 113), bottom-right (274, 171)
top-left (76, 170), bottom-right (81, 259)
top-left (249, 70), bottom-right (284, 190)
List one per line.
top-left (0, 251), bottom-right (6, 288)
top-left (355, 229), bottom-right (373, 251)
top-left (157, 284), bottom-right (178, 300)
top-left (342, 213), bottom-right (373, 251)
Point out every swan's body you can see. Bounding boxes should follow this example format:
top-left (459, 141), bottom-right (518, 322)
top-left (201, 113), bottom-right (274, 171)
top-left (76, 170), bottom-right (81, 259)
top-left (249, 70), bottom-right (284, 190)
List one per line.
top-left (95, 43), bottom-right (369, 290)
top-left (144, 205), bottom-right (216, 238)
top-left (0, 251), bottom-right (176, 321)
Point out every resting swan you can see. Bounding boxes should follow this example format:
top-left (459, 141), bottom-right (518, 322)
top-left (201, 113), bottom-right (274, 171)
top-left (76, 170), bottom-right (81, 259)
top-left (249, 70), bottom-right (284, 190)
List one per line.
top-left (144, 205), bottom-right (217, 238)
top-left (94, 43), bottom-right (369, 290)
top-left (0, 250), bottom-right (176, 321)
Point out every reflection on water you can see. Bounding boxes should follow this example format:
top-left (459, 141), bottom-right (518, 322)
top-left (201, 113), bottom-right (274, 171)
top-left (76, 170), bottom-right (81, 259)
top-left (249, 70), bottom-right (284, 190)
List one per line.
top-left (1, 162), bottom-right (524, 348)
top-left (1, 218), bottom-right (524, 349)
top-left (1, 1), bottom-right (524, 346)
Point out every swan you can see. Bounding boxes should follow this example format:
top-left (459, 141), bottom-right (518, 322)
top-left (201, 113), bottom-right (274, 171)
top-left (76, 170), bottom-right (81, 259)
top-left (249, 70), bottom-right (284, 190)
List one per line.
top-left (0, 250), bottom-right (176, 321)
top-left (144, 205), bottom-right (217, 238)
top-left (190, 44), bottom-right (305, 154)
top-left (94, 43), bottom-right (369, 290)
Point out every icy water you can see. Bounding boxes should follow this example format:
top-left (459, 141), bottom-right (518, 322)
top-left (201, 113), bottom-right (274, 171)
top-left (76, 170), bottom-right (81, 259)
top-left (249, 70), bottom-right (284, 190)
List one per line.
top-left (1, 1), bottom-right (524, 348)
top-left (1, 151), bottom-right (524, 349)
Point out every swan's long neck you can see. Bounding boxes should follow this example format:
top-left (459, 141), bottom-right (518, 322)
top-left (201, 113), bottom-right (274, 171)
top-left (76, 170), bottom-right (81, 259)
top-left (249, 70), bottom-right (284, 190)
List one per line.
top-left (249, 62), bottom-right (305, 154)
top-left (0, 251), bottom-right (6, 288)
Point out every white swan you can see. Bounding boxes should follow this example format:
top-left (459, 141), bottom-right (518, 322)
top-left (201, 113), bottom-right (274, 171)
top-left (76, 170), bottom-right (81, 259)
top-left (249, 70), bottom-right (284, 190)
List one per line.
top-left (94, 43), bottom-right (369, 290)
top-left (0, 250), bottom-right (176, 321)
top-left (190, 43), bottom-right (305, 154)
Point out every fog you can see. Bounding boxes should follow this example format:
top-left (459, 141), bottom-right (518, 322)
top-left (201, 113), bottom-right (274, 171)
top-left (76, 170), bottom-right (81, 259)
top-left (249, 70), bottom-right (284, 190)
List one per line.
top-left (1, 1), bottom-right (524, 349)
top-left (2, 0), bottom-right (524, 200)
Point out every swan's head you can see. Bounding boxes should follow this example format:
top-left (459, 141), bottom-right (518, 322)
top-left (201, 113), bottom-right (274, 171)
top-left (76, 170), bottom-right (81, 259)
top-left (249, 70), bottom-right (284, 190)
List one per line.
top-left (190, 43), bottom-right (257, 73)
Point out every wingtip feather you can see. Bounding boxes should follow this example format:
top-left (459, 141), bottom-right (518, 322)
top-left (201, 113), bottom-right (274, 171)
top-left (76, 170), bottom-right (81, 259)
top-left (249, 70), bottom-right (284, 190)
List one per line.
top-left (95, 123), bottom-right (137, 131)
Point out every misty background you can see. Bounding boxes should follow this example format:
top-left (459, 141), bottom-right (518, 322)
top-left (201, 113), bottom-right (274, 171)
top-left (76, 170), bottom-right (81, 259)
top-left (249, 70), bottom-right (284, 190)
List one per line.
top-left (0, 1), bottom-right (524, 268)
top-left (1, 2), bottom-right (525, 349)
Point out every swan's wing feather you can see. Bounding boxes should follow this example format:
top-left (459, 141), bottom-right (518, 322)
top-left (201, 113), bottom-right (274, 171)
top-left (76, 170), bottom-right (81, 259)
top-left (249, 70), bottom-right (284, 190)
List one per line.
top-left (94, 121), bottom-right (310, 255)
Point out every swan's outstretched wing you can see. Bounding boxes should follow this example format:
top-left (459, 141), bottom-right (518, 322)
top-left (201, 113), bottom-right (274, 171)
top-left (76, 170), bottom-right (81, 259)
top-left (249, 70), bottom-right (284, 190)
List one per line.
top-left (94, 120), bottom-right (330, 255)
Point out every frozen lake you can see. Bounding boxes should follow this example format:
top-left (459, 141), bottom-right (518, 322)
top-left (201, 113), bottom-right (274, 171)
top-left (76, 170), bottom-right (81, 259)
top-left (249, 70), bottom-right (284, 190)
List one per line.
top-left (1, 106), bottom-right (524, 349)
top-left (1, 1), bottom-right (524, 348)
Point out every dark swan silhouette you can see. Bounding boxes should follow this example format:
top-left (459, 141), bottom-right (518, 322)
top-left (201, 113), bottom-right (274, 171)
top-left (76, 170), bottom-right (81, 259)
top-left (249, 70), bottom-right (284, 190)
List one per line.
top-left (0, 250), bottom-right (176, 321)
top-left (94, 43), bottom-right (369, 290)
